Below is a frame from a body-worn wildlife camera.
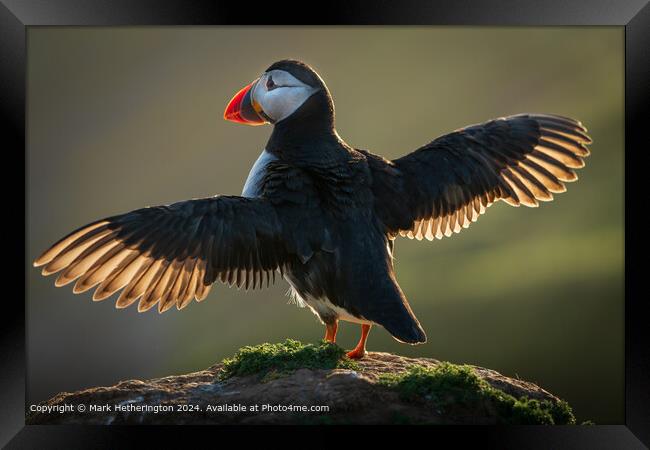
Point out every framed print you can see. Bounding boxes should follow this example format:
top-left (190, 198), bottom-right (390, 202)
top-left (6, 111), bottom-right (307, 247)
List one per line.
top-left (3, 0), bottom-right (648, 447)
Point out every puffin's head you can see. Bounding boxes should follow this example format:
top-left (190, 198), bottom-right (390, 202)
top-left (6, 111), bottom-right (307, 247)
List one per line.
top-left (224, 60), bottom-right (333, 127)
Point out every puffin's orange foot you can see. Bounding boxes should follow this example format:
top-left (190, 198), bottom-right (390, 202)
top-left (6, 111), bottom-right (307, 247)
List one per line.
top-left (346, 323), bottom-right (371, 359)
top-left (324, 321), bottom-right (338, 343)
top-left (346, 348), bottom-right (366, 359)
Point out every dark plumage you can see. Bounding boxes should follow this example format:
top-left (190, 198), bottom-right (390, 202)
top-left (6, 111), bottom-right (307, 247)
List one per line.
top-left (34, 59), bottom-right (591, 358)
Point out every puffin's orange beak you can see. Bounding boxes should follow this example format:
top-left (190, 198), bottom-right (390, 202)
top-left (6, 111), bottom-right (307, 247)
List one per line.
top-left (223, 79), bottom-right (266, 126)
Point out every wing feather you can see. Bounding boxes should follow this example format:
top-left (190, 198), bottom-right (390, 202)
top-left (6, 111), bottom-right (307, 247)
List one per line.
top-left (377, 114), bottom-right (590, 240)
top-left (34, 196), bottom-right (294, 312)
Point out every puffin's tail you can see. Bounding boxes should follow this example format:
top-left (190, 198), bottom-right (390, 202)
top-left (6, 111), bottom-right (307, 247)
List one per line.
top-left (355, 273), bottom-right (427, 345)
top-left (380, 290), bottom-right (427, 345)
top-left (385, 313), bottom-right (427, 344)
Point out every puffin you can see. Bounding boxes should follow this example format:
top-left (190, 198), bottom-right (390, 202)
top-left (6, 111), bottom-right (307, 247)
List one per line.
top-left (33, 59), bottom-right (591, 359)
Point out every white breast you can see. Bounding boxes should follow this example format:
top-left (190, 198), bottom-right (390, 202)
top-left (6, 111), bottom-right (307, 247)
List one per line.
top-left (242, 149), bottom-right (278, 198)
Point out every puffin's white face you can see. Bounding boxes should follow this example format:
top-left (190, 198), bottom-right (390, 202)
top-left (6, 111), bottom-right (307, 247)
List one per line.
top-left (224, 69), bottom-right (318, 126)
top-left (251, 70), bottom-right (318, 123)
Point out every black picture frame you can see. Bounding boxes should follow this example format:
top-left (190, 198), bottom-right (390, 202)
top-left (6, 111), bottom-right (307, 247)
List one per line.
top-left (3, 0), bottom-right (648, 447)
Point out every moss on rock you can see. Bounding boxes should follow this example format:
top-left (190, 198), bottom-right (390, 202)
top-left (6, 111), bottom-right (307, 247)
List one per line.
top-left (218, 339), bottom-right (359, 381)
top-left (30, 342), bottom-right (580, 425)
top-left (378, 362), bottom-right (576, 425)
top-left (214, 341), bottom-right (576, 425)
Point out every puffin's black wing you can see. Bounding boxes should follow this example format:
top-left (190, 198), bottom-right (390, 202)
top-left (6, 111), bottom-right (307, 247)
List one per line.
top-left (377, 114), bottom-right (591, 240)
top-left (33, 196), bottom-right (292, 313)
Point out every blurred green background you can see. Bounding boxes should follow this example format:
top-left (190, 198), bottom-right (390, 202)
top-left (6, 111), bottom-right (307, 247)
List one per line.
top-left (27, 27), bottom-right (623, 423)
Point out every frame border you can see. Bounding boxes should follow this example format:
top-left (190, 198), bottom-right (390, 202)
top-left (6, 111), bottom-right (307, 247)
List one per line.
top-left (3, 0), bottom-right (648, 447)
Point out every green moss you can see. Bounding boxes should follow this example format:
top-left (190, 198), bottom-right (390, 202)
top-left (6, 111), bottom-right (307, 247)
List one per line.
top-left (379, 362), bottom-right (576, 425)
top-left (218, 339), bottom-right (359, 381)
top-left (217, 343), bottom-right (575, 424)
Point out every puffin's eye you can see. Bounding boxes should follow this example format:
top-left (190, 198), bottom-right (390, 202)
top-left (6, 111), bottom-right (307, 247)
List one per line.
top-left (266, 76), bottom-right (277, 90)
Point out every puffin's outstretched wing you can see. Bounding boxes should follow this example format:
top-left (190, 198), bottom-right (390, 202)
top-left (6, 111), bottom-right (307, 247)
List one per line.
top-left (33, 196), bottom-right (293, 313)
top-left (377, 114), bottom-right (591, 240)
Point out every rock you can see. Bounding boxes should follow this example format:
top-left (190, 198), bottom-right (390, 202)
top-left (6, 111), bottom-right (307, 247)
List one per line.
top-left (26, 341), bottom-right (575, 425)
